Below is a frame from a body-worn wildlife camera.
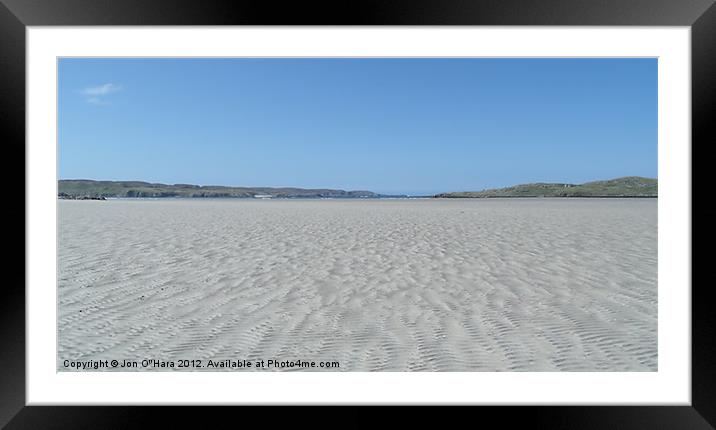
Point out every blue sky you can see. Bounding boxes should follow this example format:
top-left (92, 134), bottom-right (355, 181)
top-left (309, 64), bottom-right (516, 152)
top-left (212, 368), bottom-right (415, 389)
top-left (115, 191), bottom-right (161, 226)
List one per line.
top-left (58, 58), bottom-right (657, 195)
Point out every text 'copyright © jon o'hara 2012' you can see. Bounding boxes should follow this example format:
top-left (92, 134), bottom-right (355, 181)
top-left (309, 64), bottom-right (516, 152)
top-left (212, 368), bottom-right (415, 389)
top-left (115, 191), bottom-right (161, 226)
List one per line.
top-left (62, 358), bottom-right (341, 370)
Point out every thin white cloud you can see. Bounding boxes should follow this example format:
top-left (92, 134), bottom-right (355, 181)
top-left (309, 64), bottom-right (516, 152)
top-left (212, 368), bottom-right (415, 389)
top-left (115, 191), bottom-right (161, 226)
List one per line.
top-left (79, 83), bottom-right (122, 104)
top-left (85, 97), bottom-right (105, 105)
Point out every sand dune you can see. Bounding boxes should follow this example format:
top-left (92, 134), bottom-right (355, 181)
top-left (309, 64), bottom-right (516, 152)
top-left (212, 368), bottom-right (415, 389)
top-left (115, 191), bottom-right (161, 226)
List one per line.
top-left (58, 198), bottom-right (657, 371)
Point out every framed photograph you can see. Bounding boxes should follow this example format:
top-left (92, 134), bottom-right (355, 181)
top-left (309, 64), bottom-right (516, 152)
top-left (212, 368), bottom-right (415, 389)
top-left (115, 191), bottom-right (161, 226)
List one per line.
top-left (3, 0), bottom-right (711, 427)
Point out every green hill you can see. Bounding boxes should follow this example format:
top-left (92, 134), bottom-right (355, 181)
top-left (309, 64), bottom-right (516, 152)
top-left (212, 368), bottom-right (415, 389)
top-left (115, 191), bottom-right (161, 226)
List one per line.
top-left (58, 180), bottom-right (379, 199)
top-left (434, 177), bottom-right (657, 198)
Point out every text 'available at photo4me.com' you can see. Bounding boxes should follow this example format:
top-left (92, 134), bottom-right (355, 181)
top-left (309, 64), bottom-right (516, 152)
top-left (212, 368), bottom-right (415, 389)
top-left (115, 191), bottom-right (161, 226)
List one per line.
top-left (62, 358), bottom-right (341, 370)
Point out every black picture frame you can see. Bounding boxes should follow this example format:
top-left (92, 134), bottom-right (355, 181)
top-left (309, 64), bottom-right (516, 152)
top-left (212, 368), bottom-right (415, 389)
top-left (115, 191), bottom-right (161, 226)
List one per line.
top-left (1, 0), bottom-right (711, 427)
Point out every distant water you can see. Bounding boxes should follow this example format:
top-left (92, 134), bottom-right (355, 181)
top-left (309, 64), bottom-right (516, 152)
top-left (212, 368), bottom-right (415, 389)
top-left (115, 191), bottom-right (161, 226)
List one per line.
top-left (103, 196), bottom-right (433, 201)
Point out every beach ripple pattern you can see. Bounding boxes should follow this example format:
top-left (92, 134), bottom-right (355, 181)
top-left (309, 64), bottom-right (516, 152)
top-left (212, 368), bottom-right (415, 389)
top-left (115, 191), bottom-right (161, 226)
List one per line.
top-left (58, 199), bottom-right (657, 371)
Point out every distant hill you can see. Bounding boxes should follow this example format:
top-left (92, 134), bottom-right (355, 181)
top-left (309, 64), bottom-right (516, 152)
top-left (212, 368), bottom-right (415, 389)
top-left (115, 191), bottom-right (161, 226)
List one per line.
top-left (434, 177), bottom-right (657, 198)
top-left (58, 180), bottom-right (381, 199)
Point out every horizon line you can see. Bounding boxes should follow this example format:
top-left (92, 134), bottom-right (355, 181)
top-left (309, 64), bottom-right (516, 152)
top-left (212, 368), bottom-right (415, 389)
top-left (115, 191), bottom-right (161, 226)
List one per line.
top-left (58, 175), bottom-right (658, 194)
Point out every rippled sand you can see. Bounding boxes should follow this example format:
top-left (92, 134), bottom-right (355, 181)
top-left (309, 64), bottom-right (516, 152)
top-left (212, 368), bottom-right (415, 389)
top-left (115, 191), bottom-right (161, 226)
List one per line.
top-left (58, 198), bottom-right (657, 371)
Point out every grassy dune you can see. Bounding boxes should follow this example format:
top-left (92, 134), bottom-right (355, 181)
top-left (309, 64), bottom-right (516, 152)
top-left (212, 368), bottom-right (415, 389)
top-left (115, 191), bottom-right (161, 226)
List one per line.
top-left (435, 177), bottom-right (657, 198)
top-left (58, 180), bottom-right (378, 199)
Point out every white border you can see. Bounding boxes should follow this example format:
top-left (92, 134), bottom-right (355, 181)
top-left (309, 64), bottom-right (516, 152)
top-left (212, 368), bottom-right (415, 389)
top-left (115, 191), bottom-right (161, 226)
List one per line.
top-left (27, 27), bottom-right (691, 405)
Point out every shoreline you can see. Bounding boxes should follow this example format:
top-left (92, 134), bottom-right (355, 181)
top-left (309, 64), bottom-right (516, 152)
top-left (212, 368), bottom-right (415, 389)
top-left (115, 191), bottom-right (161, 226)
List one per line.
top-left (58, 195), bottom-right (658, 201)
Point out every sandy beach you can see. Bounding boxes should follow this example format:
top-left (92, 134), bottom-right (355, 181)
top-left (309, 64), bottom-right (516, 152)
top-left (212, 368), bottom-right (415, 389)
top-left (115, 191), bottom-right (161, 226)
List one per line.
top-left (58, 198), bottom-right (657, 371)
